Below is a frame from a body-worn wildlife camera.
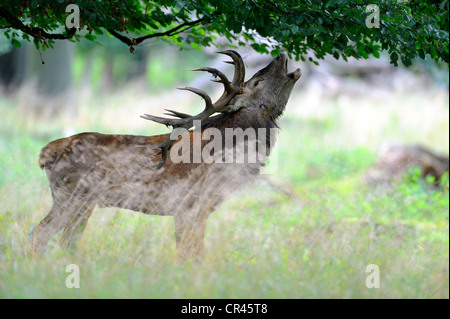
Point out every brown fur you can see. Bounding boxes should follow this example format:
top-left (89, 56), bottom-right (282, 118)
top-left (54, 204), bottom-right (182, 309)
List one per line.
top-left (33, 53), bottom-right (301, 260)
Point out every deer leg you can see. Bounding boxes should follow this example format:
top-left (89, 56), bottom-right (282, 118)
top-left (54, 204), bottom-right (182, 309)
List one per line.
top-left (174, 213), bottom-right (209, 262)
top-left (172, 165), bottom-right (229, 261)
top-left (32, 196), bottom-right (93, 255)
top-left (32, 202), bottom-right (66, 255)
top-left (59, 204), bottom-right (95, 251)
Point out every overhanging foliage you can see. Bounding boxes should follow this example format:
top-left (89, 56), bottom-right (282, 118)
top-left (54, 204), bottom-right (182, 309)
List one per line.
top-left (0, 0), bottom-right (448, 66)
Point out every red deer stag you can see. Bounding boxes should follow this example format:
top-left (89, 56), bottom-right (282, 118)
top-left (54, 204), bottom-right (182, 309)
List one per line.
top-left (33, 51), bottom-right (301, 259)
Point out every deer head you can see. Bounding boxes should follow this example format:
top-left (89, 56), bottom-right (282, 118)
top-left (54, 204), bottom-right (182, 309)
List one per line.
top-left (141, 50), bottom-right (301, 168)
top-left (230, 53), bottom-right (301, 120)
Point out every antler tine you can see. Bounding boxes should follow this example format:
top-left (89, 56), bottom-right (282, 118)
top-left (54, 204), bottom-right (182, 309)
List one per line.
top-left (209, 50), bottom-right (246, 111)
top-left (141, 87), bottom-right (214, 128)
top-left (163, 109), bottom-right (191, 119)
top-left (191, 67), bottom-right (231, 92)
top-left (177, 87), bottom-right (213, 110)
top-left (216, 50), bottom-right (245, 87)
top-left (140, 113), bottom-right (178, 127)
top-left (135, 133), bottom-right (176, 169)
top-left (141, 50), bottom-right (247, 169)
top-left (152, 139), bottom-right (174, 169)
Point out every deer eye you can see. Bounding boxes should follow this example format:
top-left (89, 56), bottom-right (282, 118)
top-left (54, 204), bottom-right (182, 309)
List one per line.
top-left (254, 80), bottom-right (259, 87)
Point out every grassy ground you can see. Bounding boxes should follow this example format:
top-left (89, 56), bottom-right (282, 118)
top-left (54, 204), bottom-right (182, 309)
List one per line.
top-left (0, 82), bottom-right (448, 298)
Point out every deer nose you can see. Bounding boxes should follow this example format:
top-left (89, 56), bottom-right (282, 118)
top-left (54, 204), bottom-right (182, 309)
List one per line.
top-left (287, 68), bottom-right (302, 81)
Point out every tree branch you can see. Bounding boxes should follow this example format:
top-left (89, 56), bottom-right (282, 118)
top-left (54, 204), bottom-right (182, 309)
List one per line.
top-left (0, 6), bottom-right (76, 40)
top-left (108, 18), bottom-right (205, 47)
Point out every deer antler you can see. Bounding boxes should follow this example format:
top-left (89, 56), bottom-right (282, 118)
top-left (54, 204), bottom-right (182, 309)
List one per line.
top-left (141, 50), bottom-right (246, 169)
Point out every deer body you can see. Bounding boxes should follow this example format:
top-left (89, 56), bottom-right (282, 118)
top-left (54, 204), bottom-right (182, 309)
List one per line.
top-left (33, 51), bottom-right (301, 259)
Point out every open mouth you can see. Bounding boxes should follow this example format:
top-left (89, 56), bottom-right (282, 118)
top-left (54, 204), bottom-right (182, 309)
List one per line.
top-left (272, 53), bottom-right (302, 81)
top-left (279, 55), bottom-right (289, 75)
top-left (284, 57), bottom-right (301, 80)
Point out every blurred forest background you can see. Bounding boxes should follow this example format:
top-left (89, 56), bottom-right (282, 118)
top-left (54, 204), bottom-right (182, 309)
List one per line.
top-left (0, 32), bottom-right (448, 298)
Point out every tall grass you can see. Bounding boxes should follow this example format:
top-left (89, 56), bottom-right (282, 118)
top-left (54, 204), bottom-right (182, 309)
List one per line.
top-left (0, 81), bottom-right (448, 298)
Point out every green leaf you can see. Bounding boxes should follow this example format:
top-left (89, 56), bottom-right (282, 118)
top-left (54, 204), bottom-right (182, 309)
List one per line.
top-left (0, 0), bottom-right (446, 64)
top-left (418, 49), bottom-right (425, 59)
top-left (11, 38), bottom-right (21, 48)
top-left (85, 34), bottom-right (97, 41)
top-left (271, 47), bottom-right (281, 57)
top-left (390, 51), bottom-right (399, 66)
top-left (430, 45), bottom-right (437, 58)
